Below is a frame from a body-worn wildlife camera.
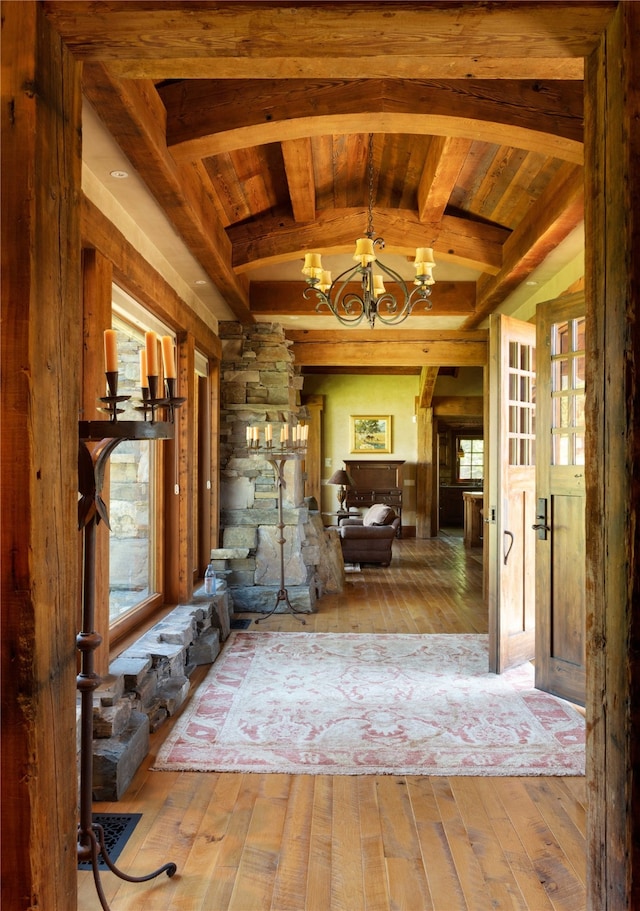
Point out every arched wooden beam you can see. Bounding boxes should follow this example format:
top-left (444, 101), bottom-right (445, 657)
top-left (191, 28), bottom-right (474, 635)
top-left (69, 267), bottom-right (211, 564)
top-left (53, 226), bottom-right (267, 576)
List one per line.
top-left (162, 79), bottom-right (583, 164)
top-left (229, 208), bottom-right (508, 275)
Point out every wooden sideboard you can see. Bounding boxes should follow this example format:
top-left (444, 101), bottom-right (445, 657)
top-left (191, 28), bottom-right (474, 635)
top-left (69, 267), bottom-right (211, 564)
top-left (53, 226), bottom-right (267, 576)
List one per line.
top-left (344, 459), bottom-right (404, 533)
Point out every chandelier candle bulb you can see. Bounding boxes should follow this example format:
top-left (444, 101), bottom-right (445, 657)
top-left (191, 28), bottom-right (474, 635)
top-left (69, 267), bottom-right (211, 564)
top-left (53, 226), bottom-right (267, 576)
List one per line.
top-left (302, 253), bottom-right (323, 278)
top-left (372, 275), bottom-right (386, 298)
top-left (265, 423), bottom-right (273, 443)
top-left (103, 329), bottom-right (118, 373)
top-left (354, 237), bottom-right (375, 265)
top-left (414, 247), bottom-right (435, 266)
top-left (145, 330), bottom-right (158, 376)
top-left (161, 336), bottom-right (176, 379)
top-left (319, 270), bottom-right (332, 292)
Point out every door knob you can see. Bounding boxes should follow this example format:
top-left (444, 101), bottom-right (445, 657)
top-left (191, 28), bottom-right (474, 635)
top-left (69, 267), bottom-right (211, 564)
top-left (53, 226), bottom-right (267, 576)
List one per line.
top-left (531, 522), bottom-right (550, 532)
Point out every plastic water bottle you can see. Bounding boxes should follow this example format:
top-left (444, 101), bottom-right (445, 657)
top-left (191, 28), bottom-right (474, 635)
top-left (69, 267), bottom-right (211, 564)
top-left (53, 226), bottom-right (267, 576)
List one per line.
top-left (204, 562), bottom-right (216, 595)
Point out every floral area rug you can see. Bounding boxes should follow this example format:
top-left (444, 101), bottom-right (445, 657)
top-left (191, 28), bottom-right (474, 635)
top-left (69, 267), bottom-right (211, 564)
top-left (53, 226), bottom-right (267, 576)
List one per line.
top-left (154, 632), bottom-right (585, 776)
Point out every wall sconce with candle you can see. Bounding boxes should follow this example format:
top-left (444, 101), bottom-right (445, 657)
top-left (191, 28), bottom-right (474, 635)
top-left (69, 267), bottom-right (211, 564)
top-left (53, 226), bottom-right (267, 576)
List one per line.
top-left (89, 329), bottom-right (184, 431)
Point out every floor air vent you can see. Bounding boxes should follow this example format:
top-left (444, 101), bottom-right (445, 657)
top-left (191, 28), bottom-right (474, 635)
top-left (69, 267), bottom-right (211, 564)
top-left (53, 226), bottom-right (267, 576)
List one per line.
top-left (78, 813), bottom-right (142, 870)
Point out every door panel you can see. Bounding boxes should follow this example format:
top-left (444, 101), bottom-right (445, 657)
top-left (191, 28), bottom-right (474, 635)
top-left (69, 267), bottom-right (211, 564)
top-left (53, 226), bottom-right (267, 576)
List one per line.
top-left (535, 294), bottom-right (586, 705)
top-left (551, 494), bottom-right (585, 667)
top-left (487, 315), bottom-right (537, 673)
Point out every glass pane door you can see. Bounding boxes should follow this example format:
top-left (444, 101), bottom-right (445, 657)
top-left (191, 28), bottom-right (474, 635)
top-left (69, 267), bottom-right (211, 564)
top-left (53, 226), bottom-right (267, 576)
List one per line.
top-left (507, 339), bottom-right (536, 466)
top-left (550, 317), bottom-right (586, 466)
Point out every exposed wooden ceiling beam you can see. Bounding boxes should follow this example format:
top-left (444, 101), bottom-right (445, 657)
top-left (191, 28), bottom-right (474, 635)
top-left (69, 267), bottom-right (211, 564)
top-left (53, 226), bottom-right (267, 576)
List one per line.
top-left (418, 367), bottom-right (440, 409)
top-left (418, 136), bottom-right (473, 225)
top-left (162, 80), bottom-right (583, 164)
top-left (81, 63), bottom-right (253, 323)
top-left (287, 329), bottom-right (488, 368)
top-left (465, 162), bottom-right (584, 327)
top-left (302, 365), bottom-right (422, 376)
top-left (230, 209), bottom-right (508, 274)
top-left (433, 396), bottom-right (484, 418)
top-left (45, 2), bottom-right (613, 80)
top-left (250, 281), bottom-right (477, 318)
top-left (281, 138), bottom-right (316, 224)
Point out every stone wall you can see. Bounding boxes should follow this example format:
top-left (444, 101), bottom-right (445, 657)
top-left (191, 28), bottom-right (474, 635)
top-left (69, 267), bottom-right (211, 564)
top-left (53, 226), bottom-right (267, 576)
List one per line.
top-left (87, 587), bottom-right (232, 800)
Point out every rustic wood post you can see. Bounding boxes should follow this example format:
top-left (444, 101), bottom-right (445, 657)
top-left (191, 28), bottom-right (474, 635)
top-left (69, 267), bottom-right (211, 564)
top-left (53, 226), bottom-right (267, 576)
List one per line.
top-left (416, 405), bottom-right (437, 538)
top-left (1, 2), bottom-right (82, 907)
top-left (584, 3), bottom-right (640, 908)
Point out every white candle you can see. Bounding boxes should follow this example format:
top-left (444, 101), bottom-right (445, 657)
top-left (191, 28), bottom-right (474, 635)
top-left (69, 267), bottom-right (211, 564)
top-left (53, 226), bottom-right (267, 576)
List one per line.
top-left (161, 336), bottom-right (176, 379)
top-left (139, 349), bottom-right (148, 387)
top-left (265, 423), bottom-right (272, 442)
top-left (103, 329), bottom-right (118, 373)
top-left (145, 331), bottom-right (158, 376)
top-left (246, 426), bottom-right (252, 443)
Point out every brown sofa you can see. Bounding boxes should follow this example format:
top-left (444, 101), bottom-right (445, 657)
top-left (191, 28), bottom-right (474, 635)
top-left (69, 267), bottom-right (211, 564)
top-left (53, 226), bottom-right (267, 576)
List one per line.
top-left (337, 504), bottom-right (400, 566)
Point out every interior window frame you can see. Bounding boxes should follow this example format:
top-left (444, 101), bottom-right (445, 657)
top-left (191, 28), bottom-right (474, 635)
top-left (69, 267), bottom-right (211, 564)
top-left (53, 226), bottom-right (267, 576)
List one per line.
top-left (107, 287), bottom-right (175, 640)
top-left (455, 434), bottom-right (484, 483)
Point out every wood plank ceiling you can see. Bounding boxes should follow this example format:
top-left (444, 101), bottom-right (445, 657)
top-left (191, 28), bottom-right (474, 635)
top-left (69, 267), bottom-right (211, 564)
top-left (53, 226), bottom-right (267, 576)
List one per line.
top-left (45, 1), bottom-right (615, 370)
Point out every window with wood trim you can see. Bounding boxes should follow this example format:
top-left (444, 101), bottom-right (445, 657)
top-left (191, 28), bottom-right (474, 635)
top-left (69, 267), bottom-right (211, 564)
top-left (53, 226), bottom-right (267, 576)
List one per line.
top-left (456, 436), bottom-right (484, 481)
top-left (108, 289), bottom-right (174, 626)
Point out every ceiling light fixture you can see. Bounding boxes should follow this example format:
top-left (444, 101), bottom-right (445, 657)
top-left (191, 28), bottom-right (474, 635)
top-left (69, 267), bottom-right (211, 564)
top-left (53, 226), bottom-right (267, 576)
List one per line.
top-left (302, 134), bottom-right (435, 328)
top-left (109, 169), bottom-right (129, 179)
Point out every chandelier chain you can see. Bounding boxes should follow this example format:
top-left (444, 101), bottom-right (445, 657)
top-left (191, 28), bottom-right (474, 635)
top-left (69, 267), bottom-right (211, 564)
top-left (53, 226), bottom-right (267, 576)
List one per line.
top-left (367, 133), bottom-right (375, 238)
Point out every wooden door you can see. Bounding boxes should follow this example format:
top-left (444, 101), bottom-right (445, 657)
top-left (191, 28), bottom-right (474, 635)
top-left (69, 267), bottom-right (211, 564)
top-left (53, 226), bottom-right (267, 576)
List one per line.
top-left (534, 294), bottom-right (586, 705)
top-left (487, 315), bottom-right (537, 672)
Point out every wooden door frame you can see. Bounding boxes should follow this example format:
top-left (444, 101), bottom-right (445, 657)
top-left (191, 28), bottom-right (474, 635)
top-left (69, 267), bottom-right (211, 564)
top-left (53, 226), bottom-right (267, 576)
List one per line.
top-left (584, 6), bottom-right (640, 907)
top-left (3, 4), bottom-right (640, 910)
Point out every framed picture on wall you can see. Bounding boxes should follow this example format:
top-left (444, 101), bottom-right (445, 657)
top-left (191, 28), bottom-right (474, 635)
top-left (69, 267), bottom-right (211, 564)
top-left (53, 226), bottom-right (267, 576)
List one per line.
top-left (350, 415), bottom-right (392, 453)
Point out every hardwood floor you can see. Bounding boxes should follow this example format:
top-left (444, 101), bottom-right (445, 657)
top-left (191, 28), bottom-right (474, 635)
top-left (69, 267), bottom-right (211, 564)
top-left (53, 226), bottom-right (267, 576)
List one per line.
top-left (78, 535), bottom-right (586, 911)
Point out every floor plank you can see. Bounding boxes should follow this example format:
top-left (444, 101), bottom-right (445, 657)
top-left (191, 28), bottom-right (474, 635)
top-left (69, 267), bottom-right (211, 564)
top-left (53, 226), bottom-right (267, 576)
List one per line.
top-left (77, 535), bottom-right (586, 911)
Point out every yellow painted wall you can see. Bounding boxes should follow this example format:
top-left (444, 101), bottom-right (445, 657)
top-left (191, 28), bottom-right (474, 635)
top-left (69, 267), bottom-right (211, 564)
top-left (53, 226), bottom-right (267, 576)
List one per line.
top-left (302, 373), bottom-right (420, 526)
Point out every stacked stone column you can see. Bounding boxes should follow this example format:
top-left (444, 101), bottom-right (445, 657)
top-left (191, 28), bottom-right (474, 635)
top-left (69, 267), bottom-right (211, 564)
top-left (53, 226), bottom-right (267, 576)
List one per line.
top-left (219, 322), bottom-right (343, 611)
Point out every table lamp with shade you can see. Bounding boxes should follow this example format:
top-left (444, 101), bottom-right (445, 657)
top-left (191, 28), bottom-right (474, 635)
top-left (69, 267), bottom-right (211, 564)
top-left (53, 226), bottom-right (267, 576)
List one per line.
top-left (328, 468), bottom-right (354, 513)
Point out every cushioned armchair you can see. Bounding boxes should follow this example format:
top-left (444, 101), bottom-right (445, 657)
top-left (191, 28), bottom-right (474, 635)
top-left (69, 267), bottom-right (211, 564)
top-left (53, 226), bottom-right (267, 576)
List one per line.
top-left (337, 504), bottom-right (400, 566)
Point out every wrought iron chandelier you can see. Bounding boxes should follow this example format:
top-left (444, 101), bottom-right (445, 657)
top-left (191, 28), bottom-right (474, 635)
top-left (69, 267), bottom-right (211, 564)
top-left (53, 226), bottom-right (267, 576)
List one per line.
top-left (302, 134), bottom-right (436, 328)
